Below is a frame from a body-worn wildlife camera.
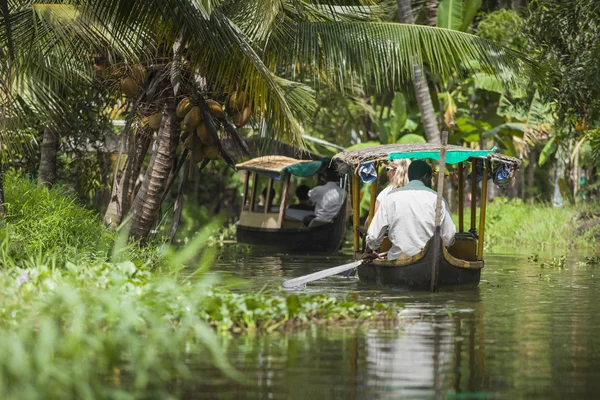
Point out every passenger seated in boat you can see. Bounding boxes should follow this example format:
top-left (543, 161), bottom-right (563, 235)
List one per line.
top-left (288, 185), bottom-right (314, 211)
top-left (303, 168), bottom-right (346, 227)
top-left (364, 160), bottom-right (456, 260)
top-left (255, 187), bottom-right (276, 212)
top-left (365, 159), bottom-right (410, 229)
top-left (376, 159), bottom-right (410, 212)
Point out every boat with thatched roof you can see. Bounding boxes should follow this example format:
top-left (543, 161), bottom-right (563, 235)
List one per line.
top-left (235, 155), bottom-right (348, 252)
top-left (332, 140), bottom-right (521, 290)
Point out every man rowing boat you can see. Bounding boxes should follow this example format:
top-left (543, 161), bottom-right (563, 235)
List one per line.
top-left (365, 160), bottom-right (456, 260)
top-left (303, 168), bottom-right (346, 227)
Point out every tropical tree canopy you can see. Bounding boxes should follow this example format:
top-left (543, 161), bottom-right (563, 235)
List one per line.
top-left (527, 0), bottom-right (600, 130)
top-left (0, 0), bottom-right (535, 156)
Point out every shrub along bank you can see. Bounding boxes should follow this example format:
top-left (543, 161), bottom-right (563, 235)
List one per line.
top-left (0, 172), bottom-right (402, 399)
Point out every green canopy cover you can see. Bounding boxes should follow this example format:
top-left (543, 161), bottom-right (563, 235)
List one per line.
top-left (388, 147), bottom-right (497, 164)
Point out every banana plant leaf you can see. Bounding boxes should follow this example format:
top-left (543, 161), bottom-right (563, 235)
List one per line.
top-left (538, 136), bottom-right (557, 166)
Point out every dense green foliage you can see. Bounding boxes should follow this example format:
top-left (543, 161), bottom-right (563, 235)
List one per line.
top-left (527, 0), bottom-right (600, 129)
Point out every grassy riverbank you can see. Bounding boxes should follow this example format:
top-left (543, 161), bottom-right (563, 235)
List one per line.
top-left (478, 198), bottom-right (598, 253)
top-left (0, 173), bottom-right (401, 398)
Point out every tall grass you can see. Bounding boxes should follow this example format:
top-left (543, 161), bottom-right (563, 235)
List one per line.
top-left (0, 171), bottom-right (113, 267)
top-left (464, 198), bottom-right (597, 253)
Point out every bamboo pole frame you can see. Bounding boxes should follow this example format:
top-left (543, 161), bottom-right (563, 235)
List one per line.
top-left (477, 159), bottom-right (490, 261)
top-left (352, 174), bottom-right (360, 253)
top-left (431, 131), bottom-right (449, 292)
top-left (278, 174), bottom-right (291, 228)
top-left (470, 160), bottom-right (477, 232)
top-left (458, 162), bottom-right (464, 232)
top-left (249, 172), bottom-right (258, 211)
top-left (366, 164), bottom-right (379, 228)
top-left (242, 172), bottom-right (249, 211)
top-left (264, 179), bottom-right (274, 214)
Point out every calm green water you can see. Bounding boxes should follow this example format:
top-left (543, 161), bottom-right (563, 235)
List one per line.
top-left (189, 246), bottom-right (600, 399)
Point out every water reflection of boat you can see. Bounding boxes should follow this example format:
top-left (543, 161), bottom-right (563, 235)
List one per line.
top-left (235, 156), bottom-right (348, 253)
top-left (332, 143), bottom-right (521, 290)
top-left (362, 300), bottom-right (485, 398)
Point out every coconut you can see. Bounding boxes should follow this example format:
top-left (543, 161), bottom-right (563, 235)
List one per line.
top-left (183, 131), bottom-right (196, 150)
top-left (176, 97), bottom-right (194, 118)
top-left (120, 77), bottom-right (138, 97)
top-left (206, 99), bottom-right (225, 118)
top-left (196, 122), bottom-right (214, 145)
top-left (233, 106), bottom-right (251, 127)
top-left (228, 91), bottom-right (238, 110)
top-left (147, 112), bottom-right (162, 131)
top-left (131, 64), bottom-right (147, 84)
top-left (182, 106), bottom-right (202, 131)
top-left (235, 91), bottom-right (248, 110)
top-left (192, 141), bottom-right (205, 164)
top-left (203, 143), bottom-right (220, 160)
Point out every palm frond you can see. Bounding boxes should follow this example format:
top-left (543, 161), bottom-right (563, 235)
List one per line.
top-left (271, 22), bottom-right (536, 93)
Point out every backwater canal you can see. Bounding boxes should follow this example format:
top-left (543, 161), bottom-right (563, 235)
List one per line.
top-left (190, 246), bottom-right (600, 399)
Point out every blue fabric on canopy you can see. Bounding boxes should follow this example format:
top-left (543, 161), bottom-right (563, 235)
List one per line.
top-left (358, 162), bottom-right (378, 183)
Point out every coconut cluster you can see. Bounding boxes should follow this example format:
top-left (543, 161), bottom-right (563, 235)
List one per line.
top-left (110, 61), bottom-right (252, 166)
top-left (176, 96), bottom-right (227, 163)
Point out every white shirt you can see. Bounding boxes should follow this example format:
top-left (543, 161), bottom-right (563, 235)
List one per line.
top-left (376, 186), bottom-right (392, 203)
top-left (366, 180), bottom-right (456, 260)
top-left (308, 181), bottom-right (346, 222)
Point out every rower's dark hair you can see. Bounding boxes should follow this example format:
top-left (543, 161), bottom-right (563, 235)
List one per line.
top-left (408, 160), bottom-right (432, 181)
top-left (324, 167), bottom-right (339, 182)
top-left (295, 185), bottom-right (310, 200)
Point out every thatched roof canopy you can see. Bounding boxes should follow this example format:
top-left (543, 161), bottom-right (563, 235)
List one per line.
top-left (235, 156), bottom-right (311, 174)
top-left (332, 143), bottom-right (521, 174)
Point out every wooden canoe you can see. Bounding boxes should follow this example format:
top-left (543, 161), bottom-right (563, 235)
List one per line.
top-left (357, 233), bottom-right (483, 290)
top-left (236, 207), bottom-right (348, 252)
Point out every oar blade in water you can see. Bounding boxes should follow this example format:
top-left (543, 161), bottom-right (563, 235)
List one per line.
top-left (282, 260), bottom-right (363, 289)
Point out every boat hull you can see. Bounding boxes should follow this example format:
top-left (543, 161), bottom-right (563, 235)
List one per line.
top-left (236, 213), bottom-right (347, 253)
top-left (358, 238), bottom-right (482, 290)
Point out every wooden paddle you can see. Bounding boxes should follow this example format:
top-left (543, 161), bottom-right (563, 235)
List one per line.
top-left (282, 252), bottom-right (387, 289)
top-left (430, 131), bottom-right (448, 292)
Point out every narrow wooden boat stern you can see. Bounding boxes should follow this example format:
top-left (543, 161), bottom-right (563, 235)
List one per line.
top-left (357, 239), bottom-right (483, 291)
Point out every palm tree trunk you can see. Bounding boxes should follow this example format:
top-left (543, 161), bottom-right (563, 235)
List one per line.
top-left (103, 127), bottom-right (153, 229)
top-left (38, 126), bottom-right (59, 189)
top-left (128, 100), bottom-right (179, 241)
top-left (169, 159), bottom-right (190, 244)
top-left (125, 128), bottom-right (153, 206)
top-left (397, 0), bottom-right (441, 144)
